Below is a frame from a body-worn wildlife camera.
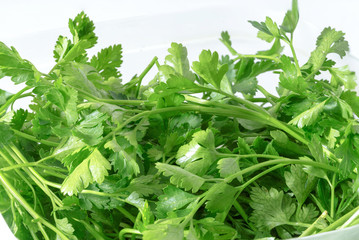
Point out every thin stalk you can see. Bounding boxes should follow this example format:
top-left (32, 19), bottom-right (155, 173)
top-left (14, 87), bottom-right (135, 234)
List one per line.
top-left (6, 144), bottom-right (63, 207)
top-left (234, 54), bottom-right (280, 63)
top-left (0, 150), bottom-right (39, 211)
top-left (11, 129), bottom-right (59, 147)
top-left (0, 162), bottom-right (67, 173)
top-left (0, 86), bottom-right (32, 115)
top-left (284, 222), bottom-right (311, 228)
top-left (233, 201), bottom-right (257, 232)
top-left (300, 211), bottom-right (328, 237)
top-left (119, 229), bottom-right (142, 240)
top-left (257, 85), bottom-right (278, 104)
top-left (135, 56), bottom-right (158, 98)
top-left (0, 172), bottom-right (69, 240)
top-left (225, 158), bottom-right (338, 183)
top-left (319, 205), bottom-right (359, 233)
top-left (287, 38), bottom-right (302, 76)
top-left (180, 196), bottom-right (207, 228)
top-left (117, 207), bottom-right (136, 224)
top-left (330, 174), bottom-right (337, 219)
top-left (236, 164), bottom-right (285, 191)
top-left (217, 153), bottom-right (281, 159)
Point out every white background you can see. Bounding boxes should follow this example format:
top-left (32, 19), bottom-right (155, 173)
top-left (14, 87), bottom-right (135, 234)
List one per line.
top-left (0, 0), bottom-right (359, 238)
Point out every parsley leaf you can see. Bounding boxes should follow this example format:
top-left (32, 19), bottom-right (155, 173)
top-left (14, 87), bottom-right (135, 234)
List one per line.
top-left (61, 148), bottom-right (111, 195)
top-left (249, 186), bottom-right (296, 231)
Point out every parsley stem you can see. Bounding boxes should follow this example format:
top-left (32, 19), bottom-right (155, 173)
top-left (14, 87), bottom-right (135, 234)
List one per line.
top-left (330, 174), bottom-right (337, 219)
top-left (117, 207), bottom-right (136, 224)
top-left (287, 39), bottom-right (302, 76)
top-left (217, 153), bottom-right (281, 159)
top-left (0, 150), bottom-right (39, 211)
top-left (11, 128), bottom-right (59, 147)
top-left (233, 201), bottom-right (257, 232)
top-left (319, 205), bottom-right (359, 233)
top-left (0, 172), bottom-right (70, 240)
top-left (236, 164), bottom-right (285, 191)
top-left (234, 54), bottom-right (281, 63)
top-left (300, 211), bottom-right (328, 237)
top-left (0, 162), bottom-right (66, 173)
top-left (0, 85), bottom-right (32, 115)
top-left (225, 158), bottom-right (338, 183)
top-left (135, 56), bottom-right (158, 98)
top-left (257, 85), bottom-right (278, 104)
top-left (6, 144), bottom-right (63, 207)
top-left (119, 228), bottom-right (142, 240)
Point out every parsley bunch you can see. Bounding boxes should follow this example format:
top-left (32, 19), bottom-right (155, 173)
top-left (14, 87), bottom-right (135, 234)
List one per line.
top-left (1, 1), bottom-right (359, 239)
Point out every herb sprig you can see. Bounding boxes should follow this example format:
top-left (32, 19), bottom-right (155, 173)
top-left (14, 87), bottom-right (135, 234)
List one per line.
top-left (1, 1), bottom-right (359, 239)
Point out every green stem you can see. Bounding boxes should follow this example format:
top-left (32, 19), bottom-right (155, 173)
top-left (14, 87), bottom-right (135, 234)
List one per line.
top-left (330, 174), bottom-right (337, 219)
top-left (287, 39), bottom-right (302, 76)
top-left (225, 158), bottom-right (338, 183)
top-left (180, 197), bottom-right (207, 228)
top-left (11, 129), bottom-right (59, 147)
top-left (319, 205), bottom-right (359, 233)
top-left (0, 162), bottom-right (66, 173)
top-left (0, 150), bottom-right (39, 211)
top-left (217, 153), bottom-right (281, 159)
top-left (284, 222), bottom-right (312, 228)
top-left (257, 85), bottom-right (277, 105)
top-left (0, 86), bottom-right (32, 115)
top-left (6, 144), bottom-right (63, 207)
top-left (135, 56), bottom-right (158, 98)
top-left (0, 172), bottom-right (69, 240)
top-left (104, 104), bottom-right (269, 142)
top-left (300, 211), bottom-right (328, 237)
top-left (233, 201), bottom-right (257, 232)
top-left (234, 54), bottom-right (280, 63)
top-left (117, 207), bottom-right (136, 224)
top-left (236, 164), bottom-right (285, 191)
top-left (119, 229), bottom-right (142, 240)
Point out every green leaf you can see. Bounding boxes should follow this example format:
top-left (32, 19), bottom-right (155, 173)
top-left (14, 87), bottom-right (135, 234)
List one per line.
top-left (341, 91), bottom-right (359, 117)
top-left (217, 157), bottom-right (241, 181)
top-left (308, 135), bottom-right (326, 163)
top-left (53, 35), bottom-right (72, 62)
top-left (61, 148), bottom-right (111, 195)
top-left (0, 42), bottom-right (37, 84)
top-left (329, 66), bottom-right (357, 90)
top-left (105, 137), bottom-right (140, 177)
top-left (279, 55), bottom-right (307, 94)
top-left (308, 27), bottom-right (349, 71)
top-left (335, 135), bottom-right (359, 178)
top-left (0, 123), bottom-right (13, 146)
top-left (219, 31), bottom-right (238, 55)
top-left (61, 62), bottom-right (104, 98)
top-left (165, 42), bottom-right (195, 80)
top-left (284, 165), bottom-right (317, 206)
top-left (55, 218), bottom-right (78, 240)
top-left (156, 185), bottom-right (197, 218)
top-left (280, 0), bottom-right (299, 33)
top-left (125, 175), bottom-right (165, 197)
top-left (297, 204), bottom-right (318, 224)
top-left (156, 163), bottom-right (205, 193)
top-left (90, 44), bottom-right (123, 79)
top-left (46, 85), bottom-right (78, 126)
top-left (68, 11), bottom-right (98, 48)
top-left (249, 186), bottom-right (296, 231)
top-left (205, 183), bottom-right (238, 213)
top-left (289, 99), bottom-right (327, 128)
top-left (72, 110), bottom-right (108, 146)
top-left (192, 50), bottom-right (228, 89)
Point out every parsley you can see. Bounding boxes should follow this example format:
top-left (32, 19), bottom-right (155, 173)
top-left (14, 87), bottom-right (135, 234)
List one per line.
top-left (1, 1), bottom-right (359, 239)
